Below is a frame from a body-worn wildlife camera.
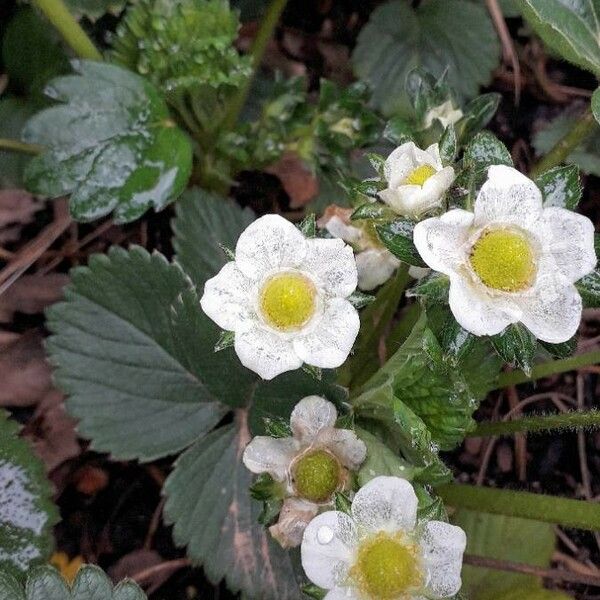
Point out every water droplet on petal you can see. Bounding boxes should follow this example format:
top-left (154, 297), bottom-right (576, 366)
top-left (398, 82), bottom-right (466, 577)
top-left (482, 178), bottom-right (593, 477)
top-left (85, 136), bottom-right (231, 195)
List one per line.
top-left (317, 525), bottom-right (334, 545)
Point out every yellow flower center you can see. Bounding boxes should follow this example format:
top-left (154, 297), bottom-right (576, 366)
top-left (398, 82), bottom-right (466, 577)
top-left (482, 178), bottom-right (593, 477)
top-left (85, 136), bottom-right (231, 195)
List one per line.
top-left (291, 449), bottom-right (341, 503)
top-left (259, 272), bottom-right (317, 331)
top-left (405, 164), bottom-right (436, 186)
top-left (470, 228), bottom-right (536, 292)
top-left (352, 533), bottom-right (422, 599)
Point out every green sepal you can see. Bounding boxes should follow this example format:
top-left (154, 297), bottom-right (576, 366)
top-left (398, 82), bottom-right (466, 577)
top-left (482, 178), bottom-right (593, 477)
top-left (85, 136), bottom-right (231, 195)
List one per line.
top-left (407, 272), bottom-right (450, 304)
top-left (258, 498), bottom-right (284, 527)
top-left (302, 364), bottom-right (323, 381)
top-left (298, 214), bottom-right (316, 237)
top-left (301, 584), bottom-right (327, 600)
top-left (491, 323), bottom-right (537, 376)
top-left (576, 269), bottom-right (600, 307)
top-left (439, 124), bottom-right (457, 164)
top-left (348, 290), bottom-right (376, 310)
top-left (535, 164), bottom-right (581, 209)
top-left (263, 417), bottom-right (293, 439)
top-left (540, 336), bottom-right (577, 360)
top-left (351, 202), bottom-right (395, 221)
top-left (376, 220), bottom-right (427, 267)
top-left (334, 492), bottom-right (352, 514)
top-left (366, 152), bottom-right (387, 176)
top-left (214, 330), bottom-right (235, 352)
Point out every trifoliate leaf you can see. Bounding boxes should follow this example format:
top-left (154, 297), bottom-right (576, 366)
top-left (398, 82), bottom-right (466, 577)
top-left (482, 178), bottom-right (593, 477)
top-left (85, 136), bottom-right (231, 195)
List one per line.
top-left (533, 110), bottom-right (600, 176)
top-left (576, 268), bottom-right (600, 307)
top-left (464, 131), bottom-right (513, 170)
top-left (46, 247), bottom-right (255, 461)
top-left (163, 421), bottom-right (304, 600)
top-left (516, 0), bottom-right (600, 76)
top-left (491, 323), bottom-right (537, 376)
top-left (111, 0), bottom-right (252, 95)
top-left (172, 188), bottom-right (255, 289)
top-left (22, 60), bottom-right (192, 223)
top-left (0, 565), bottom-right (147, 599)
top-left (352, 0), bottom-right (500, 116)
top-left (376, 220), bottom-right (427, 267)
top-left (64, 0), bottom-right (129, 21)
top-left (0, 411), bottom-right (58, 579)
top-left (535, 164), bottom-right (581, 209)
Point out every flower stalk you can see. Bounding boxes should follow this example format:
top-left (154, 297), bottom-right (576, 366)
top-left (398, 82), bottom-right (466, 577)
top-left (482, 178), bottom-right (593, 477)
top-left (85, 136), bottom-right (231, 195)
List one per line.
top-left (31, 0), bottom-right (102, 61)
top-left (437, 483), bottom-right (600, 530)
top-left (0, 138), bottom-right (42, 155)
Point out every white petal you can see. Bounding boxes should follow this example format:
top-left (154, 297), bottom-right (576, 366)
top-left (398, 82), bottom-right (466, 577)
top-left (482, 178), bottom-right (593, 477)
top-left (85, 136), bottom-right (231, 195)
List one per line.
top-left (413, 210), bottom-right (474, 275)
top-left (293, 298), bottom-right (360, 369)
top-left (324, 215), bottom-right (362, 246)
top-left (242, 436), bottom-right (298, 480)
top-left (517, 273), bottom-right (582, 343)
top-left (301, 511), bottom-right (358, 589)
top-left (474, 165), bottom-right (543, 228)
top-left (351, 476), bottom-right (417, 534)
top-left (324, 588), bottom-right (361, 600)
top-left (378, 185), bottom-right (422, 216)
top-left (355, 249), bottom-right (399, 291)
top-left (235, 214), bottom-right (307, 280)
top-left (235, 326), bottom-right (303, 380)
top-left (316, 428), bottom-right (367, 470)
top-left (422, 166), bottom-right (455, 198)
top-left (449, 275), bottom-right (519, 337)
top-left (420, 521), bottom-right (466, 599)
top-left (423, 143), bottom-right (444, 169)
top-left (384, 142), bottom-right (418, 188)
top-left (290, 395), bottom-right (338, 443)
top-left (200, 262), bottom-right (254, 332)
top-left (302, 238), bottom-right (358, 298)
top-left (540, 207), bottom-right (596, 283)
top-left (269, 497), bottom-right (319, 549)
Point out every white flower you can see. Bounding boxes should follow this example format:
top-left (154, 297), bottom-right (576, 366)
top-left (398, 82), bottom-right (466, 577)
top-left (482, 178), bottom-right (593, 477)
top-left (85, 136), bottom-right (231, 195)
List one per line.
top-left (423, 100), bottom-right (463, 130)
top-left (413, 165), bottom-right (597, 343)
top-left (201, 214), bottom-right (360, 379)
top-left (318, 206), bottom-right (400, 291)
top-left (379, 142), bottom-right (455, 218)
top-left (301, 476), bottom-right (466, 600)
top-left (243, 395), bottom-right (367, 547)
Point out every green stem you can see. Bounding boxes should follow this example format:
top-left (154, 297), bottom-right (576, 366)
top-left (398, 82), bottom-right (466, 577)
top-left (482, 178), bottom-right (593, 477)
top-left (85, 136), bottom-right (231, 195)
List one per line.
top-left (0, 138), bottom-right (42, 155)
top-left (32, 0), bottom-right (102, 60)
top-left (470, 409), bottom-right (600, 437)
top-left (494, 350), bottom-right (600, 389)
top-left (530, 108), bottom-right (597, 178)
top-left (223, 0), bottom-right (288, 129)
top-left (437, 483), bottom-right (600, 530)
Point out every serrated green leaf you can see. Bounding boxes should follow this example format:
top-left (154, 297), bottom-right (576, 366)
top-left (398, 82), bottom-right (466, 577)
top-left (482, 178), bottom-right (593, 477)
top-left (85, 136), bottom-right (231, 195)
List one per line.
top-left (352, 0), bottom-right (500, 116)
top-left (453, 509), bottom-right (557, 600)
top-left (22, 60), bottom-right (192, 223)
top-left (576, 268), bottom-right (600, 306)
top-left (376, 220), bottom-right (427, 267)
top-left (0, 411), bottom-right (59, 579)
top-left (1, 564), bottom-right (148, 599)
top-left (535, 164), bottom-right (581, 209)
top-left (491, 323), bottom-right (537, 375)
top-left (516, 0), bottom-right (600, 76)
top-left (464, 131), bottom-right (513, 170)
top-left (533, 110), bottom-right (600, 176)
top-left (163, 420), bottom-right (304, 600)
top-left (215, 330), bottom-right (235, 352)
top-left (46, 247), bottom-right (255, 461)
top-left (172, 188), bottom-right (255, 289)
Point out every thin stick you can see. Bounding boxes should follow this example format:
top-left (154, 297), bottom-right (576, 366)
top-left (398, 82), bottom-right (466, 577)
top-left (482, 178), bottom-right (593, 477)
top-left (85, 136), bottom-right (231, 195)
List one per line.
top-left (0, 138), bottom-right (43, 155)
top-left (131, 558), bottom-right (191, 583)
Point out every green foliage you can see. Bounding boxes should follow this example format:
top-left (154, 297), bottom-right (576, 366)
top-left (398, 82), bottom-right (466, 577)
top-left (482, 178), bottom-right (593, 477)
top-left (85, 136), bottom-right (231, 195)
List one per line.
top-left (464, 131), bottom-right (513, 170)
top-left (352, 0), bottom-right (500, 116)
top-left (0, 565), bottom-right (147, 599)
top-left (376, 220), bottom-right (427, 267)
top-left (533, 110), bottom-right (600, 176)
top-left (491, 324), bottom-right (537, 376)
top-left (576, 269), bottom-right (600, 307)
top-left (516, 0), bottom-right (600, 76)
top-left (111, 0), bottom-right (251, 96)
top-left (0, 411), bottom-right (59, 578)
top-left (458, 93), bottom-right (502, 142)
top-left (593, 86), bottom-right (600, 124)
top-left (535, 164), bottom-right (581, 209)
top-left (65, 0), bottom-right (129, 21)
top-left (23, 60), bottom-right (192, 223)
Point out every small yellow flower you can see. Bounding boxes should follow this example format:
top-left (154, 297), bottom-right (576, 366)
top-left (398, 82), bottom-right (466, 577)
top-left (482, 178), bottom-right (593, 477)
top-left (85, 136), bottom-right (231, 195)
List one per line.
top-left (50, 552), bottom-right (84, 584)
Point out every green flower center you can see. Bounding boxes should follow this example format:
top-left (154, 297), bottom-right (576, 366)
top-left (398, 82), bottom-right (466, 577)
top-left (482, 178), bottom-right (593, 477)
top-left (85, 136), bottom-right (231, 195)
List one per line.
top-left (405, 164), bottom-right (436, 186)
top-left (470, 228), bottom-right (536, 292)
top-left (260, 272), bottom-right (317, 331)
top-left (352, 533), bottom-right (421, 599)
top-left (291, 449), bottom-right (341, 503)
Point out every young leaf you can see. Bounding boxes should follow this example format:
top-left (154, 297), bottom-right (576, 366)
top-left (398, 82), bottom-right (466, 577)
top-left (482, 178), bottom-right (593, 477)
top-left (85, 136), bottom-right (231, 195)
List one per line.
top-left (352, 0), bottom-right (500, 116)
top-left (458, 92), bottom-right (501, 142)
top-left (516, 0), bottom-right (600, 77)
top-left (0, 564), bottom-right (147, 599)
top-left (464, 131), bottom-right (513, 170)
top-left (46, 247), bottom-right (255, 461)
top-left (0, 411), bottom-right (59, 578)
top-left (376, 220), bottom-right (427, 267)
top-left (23, 60), bottom-right (193, 223)
top-left (491, 323), bottom-right (537, 375)
top-left (439, 124), bottom-right (457, 164)
top-left (535, 164), bottom-right (581, 209)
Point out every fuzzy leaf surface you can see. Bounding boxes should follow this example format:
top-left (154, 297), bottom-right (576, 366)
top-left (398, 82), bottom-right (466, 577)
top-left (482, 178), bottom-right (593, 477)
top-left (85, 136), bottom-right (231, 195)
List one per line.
top-left (23, 60), bottom-right (192, 223)
top-left (535, 164), bottom-right (581, 209)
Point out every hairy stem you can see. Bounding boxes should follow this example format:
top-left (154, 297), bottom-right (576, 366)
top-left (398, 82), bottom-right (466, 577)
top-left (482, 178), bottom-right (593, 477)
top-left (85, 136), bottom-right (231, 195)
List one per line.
top-left (493, 350), bottom-right (600, 389)
top-left (0, 138), bottom-right (43, 155)
top-left (470, 409), bottom-right (600, 437)
top-left (437, 483), bottom-right (600, 530)
top-left (31, 0), bottom-right (102, 60)
top-left (224, 0), bottom-right (288, 129)
top-left (530, 108), bottom-right (597, 178)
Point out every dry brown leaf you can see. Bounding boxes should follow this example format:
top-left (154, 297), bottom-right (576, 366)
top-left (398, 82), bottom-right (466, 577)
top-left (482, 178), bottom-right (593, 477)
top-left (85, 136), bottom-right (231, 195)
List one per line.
top-left (266, 152), bottom-right (319, 208)
top-left (0, 273), bottom-right (68, 322)
top-left (0, 189), bottom-right (44, 243)
top-left (0, 330), bottom-right (52, 407)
